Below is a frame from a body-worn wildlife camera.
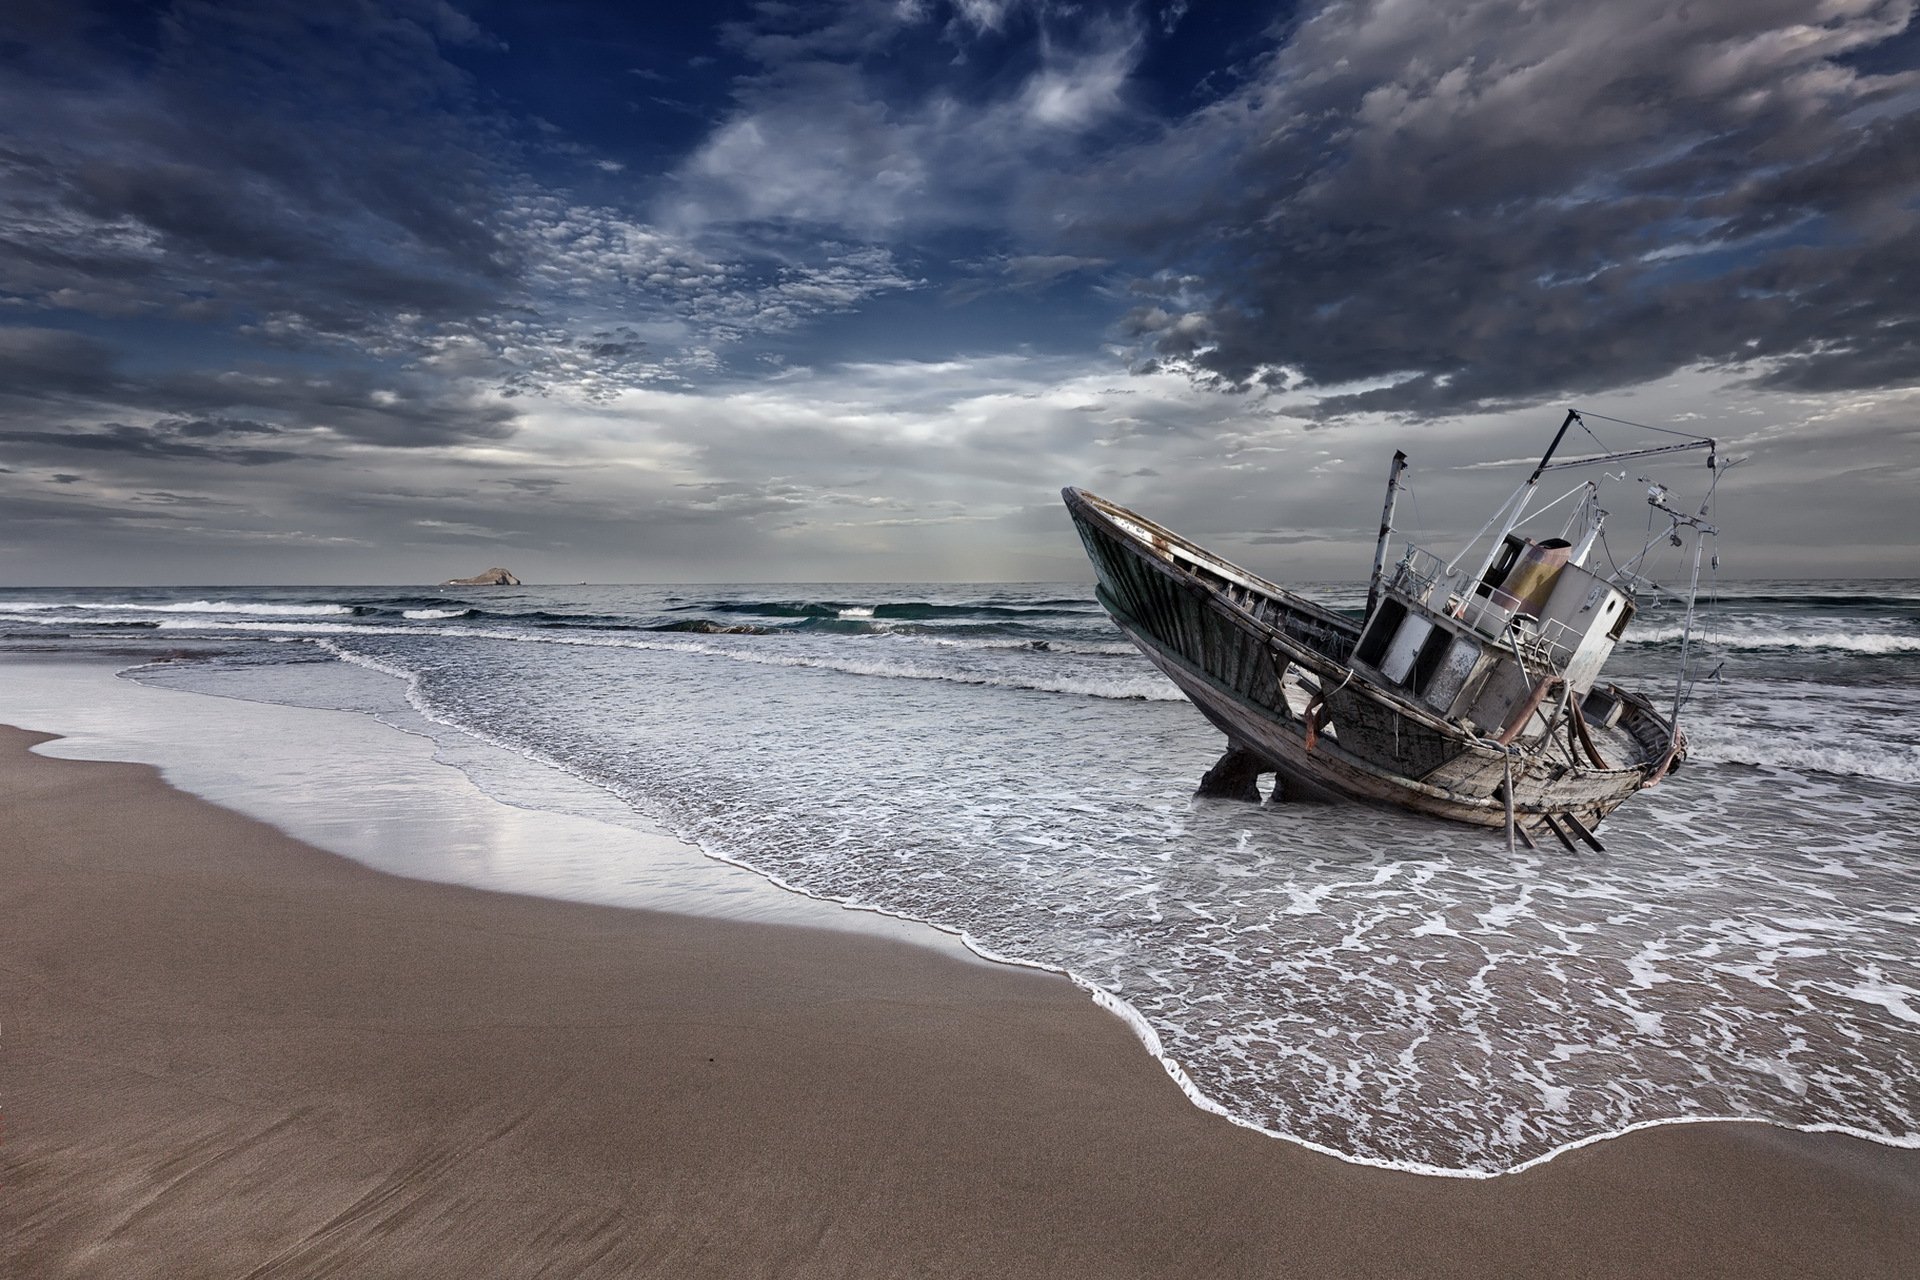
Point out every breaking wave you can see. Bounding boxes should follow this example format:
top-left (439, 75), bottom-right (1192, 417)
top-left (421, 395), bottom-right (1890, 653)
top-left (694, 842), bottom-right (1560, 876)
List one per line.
top-left (175, 622), bottom-right (1183, 702)
top-left (1627, 625), bottom-right (1920, 654)
top-left (681, 598), bottom-right (1101, 621)
top-left (0, 598), bottom-right (353, 617)
top-left (1690, 726), bottom-right (1920, 785)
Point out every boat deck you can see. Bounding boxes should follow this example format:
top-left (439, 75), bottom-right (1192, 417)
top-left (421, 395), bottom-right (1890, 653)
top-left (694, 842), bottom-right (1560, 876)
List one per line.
top-left (1278, 660), bottom-right (1651, 770)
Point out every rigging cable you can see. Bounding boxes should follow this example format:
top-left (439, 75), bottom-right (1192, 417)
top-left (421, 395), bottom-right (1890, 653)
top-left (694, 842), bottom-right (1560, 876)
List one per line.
top-left (1676, 459), bottom-right (1736, 707)
top-left (1401, 475), bottom-right (1426, 550)
top-left (1575, 412), bottom-right (1613, 455)
top-left (1571, 408), bottom-right (1717, 442)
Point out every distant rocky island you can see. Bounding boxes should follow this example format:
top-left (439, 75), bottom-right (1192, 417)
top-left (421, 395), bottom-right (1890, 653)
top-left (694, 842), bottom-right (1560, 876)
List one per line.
top-left (441, 567), bottom-right (521, 586)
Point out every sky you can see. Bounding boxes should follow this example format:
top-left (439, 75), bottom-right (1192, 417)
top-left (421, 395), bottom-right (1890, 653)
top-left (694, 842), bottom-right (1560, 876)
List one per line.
top-left (1, 0), bottom-right (1917, 586)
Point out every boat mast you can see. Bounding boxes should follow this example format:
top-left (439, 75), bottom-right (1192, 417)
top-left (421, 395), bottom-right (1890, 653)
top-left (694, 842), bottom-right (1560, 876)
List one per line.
top-left (1366, 450), bottom-right (1409, 618)
top-left (1449, 409), bottom-right (1582, 601)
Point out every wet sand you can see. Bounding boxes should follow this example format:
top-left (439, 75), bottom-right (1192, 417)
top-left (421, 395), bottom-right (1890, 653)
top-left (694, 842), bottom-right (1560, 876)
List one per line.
top-left (4, 723), bottom-right (1916, 1278)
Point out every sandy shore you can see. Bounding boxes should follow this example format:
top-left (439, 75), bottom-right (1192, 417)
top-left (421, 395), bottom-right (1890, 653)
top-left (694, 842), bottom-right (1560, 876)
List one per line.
top-left (4, 724), bottom-right (1916, 1278)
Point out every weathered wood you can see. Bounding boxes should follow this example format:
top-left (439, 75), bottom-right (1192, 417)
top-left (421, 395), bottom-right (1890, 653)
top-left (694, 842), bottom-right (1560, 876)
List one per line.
top-left (1569, 695), bottom-right (1612, 769)
top-left (1501, 756), bottom-right (1516, 852)
top-left (1196, 746), bottom-right (1265, 803)
top-left (1561, 811), bottom-right (1607, 852)
top-left (1540, 813), bottom-right (1579, 851)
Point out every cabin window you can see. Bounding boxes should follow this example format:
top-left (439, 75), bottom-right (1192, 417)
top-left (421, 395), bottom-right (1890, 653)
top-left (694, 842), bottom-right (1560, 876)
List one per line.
top-left (1474, 535), bottom-right (1524, 598)
top-left (1355, 599), bottom-right (1406, 667)
top-left (1410, 626), bottom-right (1453, 696)
top-left (1606, 597), bottom-right (1633, 641)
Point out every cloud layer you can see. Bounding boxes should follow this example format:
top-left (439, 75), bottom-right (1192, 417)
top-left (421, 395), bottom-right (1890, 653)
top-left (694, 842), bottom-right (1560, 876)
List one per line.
top-left (1, 1), bottom-right (1915, 582)
top-left (1099, 0), bottom-right (1920, 413)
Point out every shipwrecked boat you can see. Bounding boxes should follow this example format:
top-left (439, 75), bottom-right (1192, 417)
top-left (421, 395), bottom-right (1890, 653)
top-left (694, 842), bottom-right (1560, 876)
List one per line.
top-left (1063, 410), bottom-right (1729, 848)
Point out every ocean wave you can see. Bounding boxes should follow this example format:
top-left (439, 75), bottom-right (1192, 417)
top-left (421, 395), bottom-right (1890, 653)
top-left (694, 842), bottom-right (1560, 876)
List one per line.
top-left (0, 614), bottom-right (161, 629)
top-left (499, 609), bottom-right (624, 626)
top-left (650, 619), bottom-right (770, 635)
top-left (677, 600), bottom-right (840, 618)
top-left (625, 647), bottom-right (1181, 701)
top-left (1710, 591), bottom-right (1920, 609)
top-left (401, 608), bottom-right (474, 620)
top-left (778, 616), bottom-right (910, 636)
top-left (155, 620), bottom-right (423, 636)
top-left (773, 617), bottom-right (1124, 644)
top-left (1627, 625), bottom-right (1920, 654)
top-left (453, 631), bottom-right (1187, 702)
top-left (347, 595), bottom-right (483, 616)
top-left (146, 617), bottom-right (1183, 701)
top-left (890, 634), bottom-right (1140, 657)
top-left (1687, 724), bottom-right (1920, 785)
top-left (0, 598), bottom-right (353, 617)
top-left (681, 598), bottom-right (1100, 621)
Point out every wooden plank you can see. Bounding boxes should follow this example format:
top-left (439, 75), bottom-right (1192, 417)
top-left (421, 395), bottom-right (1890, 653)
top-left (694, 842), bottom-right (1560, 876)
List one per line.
top-left (1561, 811), bottom-right (1606, 852)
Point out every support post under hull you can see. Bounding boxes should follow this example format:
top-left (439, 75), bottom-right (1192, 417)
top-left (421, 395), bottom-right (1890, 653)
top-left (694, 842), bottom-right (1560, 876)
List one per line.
top-left (1195, 745), bottom-right (1265, 802)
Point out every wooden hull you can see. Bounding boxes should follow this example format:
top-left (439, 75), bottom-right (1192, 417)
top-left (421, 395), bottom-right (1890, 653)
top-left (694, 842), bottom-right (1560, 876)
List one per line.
top-left (1064, 487), bottom-right (1682, 832)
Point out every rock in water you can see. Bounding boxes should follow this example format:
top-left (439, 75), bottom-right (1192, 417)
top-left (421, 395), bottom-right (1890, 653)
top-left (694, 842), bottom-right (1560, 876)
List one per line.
top-left (441, 567), bottom-right (522, 586)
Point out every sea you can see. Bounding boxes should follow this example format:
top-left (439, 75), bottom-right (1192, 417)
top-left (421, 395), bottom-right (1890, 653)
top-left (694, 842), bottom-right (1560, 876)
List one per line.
top-left (3, 577), bottom-right (1917, 1177)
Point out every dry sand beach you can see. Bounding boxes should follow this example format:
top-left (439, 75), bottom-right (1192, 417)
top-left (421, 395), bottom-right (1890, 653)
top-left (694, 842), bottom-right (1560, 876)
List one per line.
top-left (4, 722), bottom-right (1918, 1278)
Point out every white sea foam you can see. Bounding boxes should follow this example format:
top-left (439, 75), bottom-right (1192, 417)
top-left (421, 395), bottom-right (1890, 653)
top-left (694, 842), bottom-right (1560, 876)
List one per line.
top-left (621, 644), bottom-right (1182, 701)
top-left (1688, 726), bottom-right (1920, 785)
top-left (151, 619), bottom-right (1189, 701)
top-left (1628, 625), bottom-right (1920, 654)
top-left (890, 634), bottom-right (1141, 656)
top-left (1683, 685), bottom-right (1920, 785)
top-left (1842, 977), bottom-right (1920, 1026)
top-left (402, 608), bottom-right (470, 619)
top-left (0, 599), bottom-right (353, 617)
top-left (156, 619), bottom-right (415, 635)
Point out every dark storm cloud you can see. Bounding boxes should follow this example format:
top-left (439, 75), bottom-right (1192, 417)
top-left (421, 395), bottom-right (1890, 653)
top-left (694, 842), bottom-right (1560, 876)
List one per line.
top-left (0, 422), bottom-right (305, 465)
top-left (134, 490), bottom-right (237, 506)
top-left (157, 415), bottom-right (282, 438)
top-left (1086, 0), bottom-right (1920, 414)
top-left (0, 1), bottom-right (519, 347)
top-left (147, 366), bottom-right (519, 448)
top-left (0, 325), bottom-right (520, 452)
top-left (0, 326), bottom-right (118, 396)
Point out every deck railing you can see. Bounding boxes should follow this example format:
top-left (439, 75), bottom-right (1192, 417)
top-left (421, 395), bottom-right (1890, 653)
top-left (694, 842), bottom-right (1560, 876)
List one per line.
top-left (1453, 592), bottom-right (1580, 671)
top-left (1390, 546), bottom-right (1582, 674)
top-left (1387, 548), bottom-right (1451, 609)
